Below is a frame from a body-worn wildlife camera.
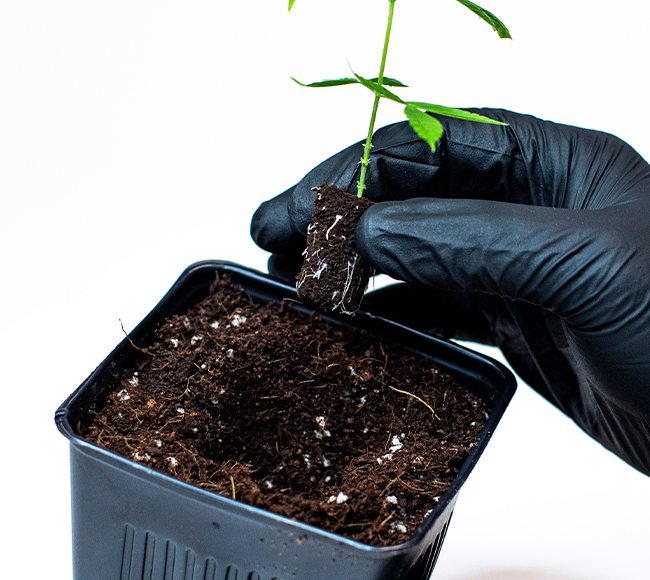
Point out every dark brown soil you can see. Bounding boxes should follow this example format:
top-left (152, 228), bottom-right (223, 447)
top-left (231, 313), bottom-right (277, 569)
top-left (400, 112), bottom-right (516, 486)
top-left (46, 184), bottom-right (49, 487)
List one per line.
top-left (296, 184), bottom-right (374, 315)
top-left (83, 273), bottom-right (488, 547)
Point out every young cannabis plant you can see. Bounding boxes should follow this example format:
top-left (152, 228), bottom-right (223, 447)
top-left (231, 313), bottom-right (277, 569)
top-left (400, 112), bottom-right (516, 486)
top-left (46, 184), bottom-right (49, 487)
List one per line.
top-left (289, 0), bottom-right (512, 197)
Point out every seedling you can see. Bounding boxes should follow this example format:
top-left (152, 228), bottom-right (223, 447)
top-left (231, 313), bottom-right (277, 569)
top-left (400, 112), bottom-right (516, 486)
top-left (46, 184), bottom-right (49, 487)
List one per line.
top-left (289, 0), bottom-right (511, 197)
top-left (290, 0), bottom-right (512, 315)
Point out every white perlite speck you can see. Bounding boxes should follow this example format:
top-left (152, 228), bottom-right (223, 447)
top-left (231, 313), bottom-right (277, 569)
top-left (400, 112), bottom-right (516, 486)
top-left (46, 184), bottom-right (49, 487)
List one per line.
top-left (378, 435), bottom-right (405, 464)
top-left (170, 338), bottom-right (179, 348)
top-left (392, 522), bottom-right (407, 534)
top-left (167, 457), bottom-right (178, 467)
top-left (210, 321), bottom-right (220, 329)
top-left (328, 492), bottom-right (348, 504)
top-left (314, 416), bottom-right (331, 438)
top-left (389, 435), bottom-right (404, 453)
top-left (385, 495), bottom-right (398, 505)
top-left (230, 314), bottom-right (247, 327)
top-left (191, 335), bottom-right (203, 345)
top-left (117, 389), bottom-right (130, 401)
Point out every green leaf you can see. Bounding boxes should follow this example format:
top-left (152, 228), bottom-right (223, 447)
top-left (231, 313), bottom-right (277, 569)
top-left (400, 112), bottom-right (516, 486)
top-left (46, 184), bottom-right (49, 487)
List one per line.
top-left (407, 102), bottom-right (508, 125)
top-left (373, 77), bottom-right (408, 88)
top-left (404, 105), bottom-right (444, 152)
top-left (291, 77), bottom-right (359, 88)
top-left (288, 0), bottom-right (296, 12)
top-left (455, 0), bottom-right (512, 39)
top-left (291, 76), bottom-right (408, 88)
top-left (352, 72), bottom-right (406, 104)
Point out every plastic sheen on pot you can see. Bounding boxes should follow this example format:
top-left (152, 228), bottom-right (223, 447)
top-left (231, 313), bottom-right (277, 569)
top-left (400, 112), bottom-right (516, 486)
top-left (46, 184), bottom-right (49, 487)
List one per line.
top-left (56, 260), bottom-right (516, 580)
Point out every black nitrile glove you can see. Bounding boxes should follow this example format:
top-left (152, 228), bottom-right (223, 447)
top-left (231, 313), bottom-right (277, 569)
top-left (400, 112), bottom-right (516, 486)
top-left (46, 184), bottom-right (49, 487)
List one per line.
top-left (251, 109), bottom-right (650, 476)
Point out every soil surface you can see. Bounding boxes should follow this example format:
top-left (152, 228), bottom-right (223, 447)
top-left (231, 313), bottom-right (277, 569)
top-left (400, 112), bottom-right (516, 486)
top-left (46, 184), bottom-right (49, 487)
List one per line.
top-left (83, 274), bottom-right (488, 547)
top-left (296, 184), bottom-right (374, 315)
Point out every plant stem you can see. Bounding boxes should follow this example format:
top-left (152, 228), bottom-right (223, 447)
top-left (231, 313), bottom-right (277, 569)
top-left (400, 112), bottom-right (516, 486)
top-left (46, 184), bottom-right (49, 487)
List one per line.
top-left (357, 0), bottom-right (396, 198)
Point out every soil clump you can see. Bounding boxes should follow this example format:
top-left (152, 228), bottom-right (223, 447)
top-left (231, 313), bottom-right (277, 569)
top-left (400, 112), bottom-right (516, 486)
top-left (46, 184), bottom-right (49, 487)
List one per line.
top-left (296, 184), bottom-right (374, 315)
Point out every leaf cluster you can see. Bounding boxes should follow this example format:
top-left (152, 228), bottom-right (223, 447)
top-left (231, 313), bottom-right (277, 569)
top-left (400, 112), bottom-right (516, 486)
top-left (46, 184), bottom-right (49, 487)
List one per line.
top-left (294, 72), bottom-right (506, 152)
top-left (288, 0), bottom-right (510, 153)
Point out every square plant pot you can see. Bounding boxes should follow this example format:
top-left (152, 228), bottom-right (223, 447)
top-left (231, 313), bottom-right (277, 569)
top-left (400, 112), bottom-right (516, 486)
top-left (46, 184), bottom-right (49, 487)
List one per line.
top-left (56, 260), bottom-right (516, 580)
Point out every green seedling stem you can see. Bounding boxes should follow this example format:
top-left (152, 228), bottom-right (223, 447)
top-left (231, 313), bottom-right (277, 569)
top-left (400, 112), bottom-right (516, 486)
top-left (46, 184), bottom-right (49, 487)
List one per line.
top-left (357, 0), bottom-right (396, 198)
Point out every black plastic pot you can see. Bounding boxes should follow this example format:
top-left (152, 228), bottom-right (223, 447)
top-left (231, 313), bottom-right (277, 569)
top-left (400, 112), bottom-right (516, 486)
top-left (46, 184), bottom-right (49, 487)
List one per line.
top-left (56, 260), bottom-right (516, 580)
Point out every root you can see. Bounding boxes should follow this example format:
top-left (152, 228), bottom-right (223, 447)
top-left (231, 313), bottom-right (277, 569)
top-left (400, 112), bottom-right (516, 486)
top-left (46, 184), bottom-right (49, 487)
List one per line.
top-left (389, 386), bottom-right (439, 420)
top-left (120, 319), bottom-right (155, 357)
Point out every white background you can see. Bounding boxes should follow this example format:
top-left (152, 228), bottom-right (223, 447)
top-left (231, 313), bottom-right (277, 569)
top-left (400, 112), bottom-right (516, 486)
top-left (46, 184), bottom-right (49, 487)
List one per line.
top-left (2, 1), bottom-right (649, 579)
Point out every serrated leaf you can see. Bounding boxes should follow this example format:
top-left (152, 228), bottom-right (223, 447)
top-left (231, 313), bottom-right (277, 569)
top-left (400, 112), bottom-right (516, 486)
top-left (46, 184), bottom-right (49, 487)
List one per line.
top-left (455, 0), bottom-right (512, 39)
top-left (291, 76), bottom-right (408, 89)
top-left (353, 72), bottom-right (406, 104)
top-left (408, 102), bottom-right (508, 125)
top-left (404, 105), bottom-right (444, 152)
top-left (288, 0), bottom-right (296, 12)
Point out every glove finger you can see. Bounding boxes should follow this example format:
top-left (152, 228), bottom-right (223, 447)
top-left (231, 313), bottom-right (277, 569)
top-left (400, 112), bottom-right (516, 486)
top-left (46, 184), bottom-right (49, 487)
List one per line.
top-left (356, 197), bottom-right (618, 327)
top-left (250, 187), bottom-right (306, 254)
top-left (351, 109), bottom-right (649, 210)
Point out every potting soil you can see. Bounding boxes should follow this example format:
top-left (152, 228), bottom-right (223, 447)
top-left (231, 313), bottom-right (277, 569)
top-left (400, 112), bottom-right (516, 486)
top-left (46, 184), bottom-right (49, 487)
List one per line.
top-left (83, 274), bottom-right (488, 547)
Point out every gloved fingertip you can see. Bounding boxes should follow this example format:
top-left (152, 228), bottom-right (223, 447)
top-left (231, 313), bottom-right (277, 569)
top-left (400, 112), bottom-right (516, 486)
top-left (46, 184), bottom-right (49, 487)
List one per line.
top-left (251, 188), bottom-right (305, 253)
top-left (287, 183), bottom-right (318, 235)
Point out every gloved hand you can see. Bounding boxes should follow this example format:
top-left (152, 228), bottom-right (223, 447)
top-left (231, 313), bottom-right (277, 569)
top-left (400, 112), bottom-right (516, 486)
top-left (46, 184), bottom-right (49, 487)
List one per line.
top-left (251, 109), bottom-right (650, 476)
